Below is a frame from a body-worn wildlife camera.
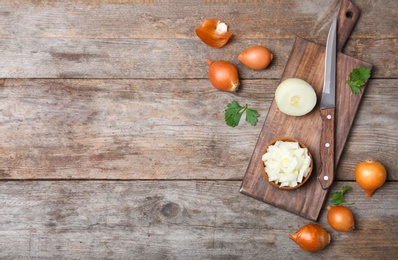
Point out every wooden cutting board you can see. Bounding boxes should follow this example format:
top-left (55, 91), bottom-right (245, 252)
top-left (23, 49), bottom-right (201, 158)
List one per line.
top-left (240, 0), bottom-right (372, 221)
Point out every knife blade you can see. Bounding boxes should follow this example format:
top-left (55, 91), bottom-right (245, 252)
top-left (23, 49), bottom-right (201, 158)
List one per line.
top-left (318, 18), bottom-right (337, 190)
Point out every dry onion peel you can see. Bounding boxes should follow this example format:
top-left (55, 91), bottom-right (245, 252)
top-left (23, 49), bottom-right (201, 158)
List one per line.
top-left (262, 140), bottom-right (311, 188)
top-left (195, 19), bottom-right (232, 48)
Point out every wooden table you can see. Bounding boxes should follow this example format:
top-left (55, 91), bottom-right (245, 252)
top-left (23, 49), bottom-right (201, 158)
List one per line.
top-left (0, 0), bottom-right (397, 258)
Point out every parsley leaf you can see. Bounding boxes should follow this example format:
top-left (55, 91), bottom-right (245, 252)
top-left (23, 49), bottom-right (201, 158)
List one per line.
top-left (224, 100), bottom-right (259, 127)
top-left (346, 66), bottom-right (371, 94)
top-left (245, 108), bottom-right (260, 126)
top-left (225, 101), bottom-right (244, 127)
top-left (330, 185), bottom-right (354, 205)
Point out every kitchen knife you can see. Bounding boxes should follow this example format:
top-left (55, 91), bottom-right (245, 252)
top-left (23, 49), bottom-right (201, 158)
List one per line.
top-left (318, 18), bottom-right (337, 190)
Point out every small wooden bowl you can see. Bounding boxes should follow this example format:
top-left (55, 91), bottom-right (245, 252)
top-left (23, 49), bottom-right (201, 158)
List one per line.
top-left (261, 137), bottom-right (313, 190)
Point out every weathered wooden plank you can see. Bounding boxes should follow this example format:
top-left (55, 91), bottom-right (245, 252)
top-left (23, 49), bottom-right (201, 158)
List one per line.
top-left (0, 78), bottom-right (396, 180)
top-left (0, 180), bottom-right (396, 259)
top-left (337, 79), bottom-right (398, 180)
top-left (0, 0), bottom-right (395, 39)
top-left (0, 78), bottom-right (268, 180)
top-left (0, 38), bottom-right (395, 79)
top-left (0, 37), bottom-right (285, 79)
top-left (0, 0), bottom-right (395, 258)
top-left (0, 1), bottom-right (396, 79)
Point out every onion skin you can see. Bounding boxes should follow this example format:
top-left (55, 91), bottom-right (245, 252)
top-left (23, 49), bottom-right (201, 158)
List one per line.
top-left (238, 45), bottom-right (273, 70)
top-left (327, 206), bottom-right (355, 232)
top-left (289, 224), bottom-right (331, 252)
top-left (355, 159), bottom-right (387, 197)
top-left (195, 20), bottom-right (232, 48)
top-left (206, 59), bottom-right (240, 92)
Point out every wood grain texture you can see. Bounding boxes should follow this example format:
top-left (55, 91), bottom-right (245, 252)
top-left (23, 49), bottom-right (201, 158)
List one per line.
top-left (319, 108), bottom-right (336, 189)
top-left (0, 180), bottom-right (396, 259)
top-left (0, 78), bottom-right (396, 180)
top-left (1, 0), bottom-right (396, 39)
top-left (241, 31), bottom-right (372, 220)
top-left (0, 0), bottom-right (397, 258)
top-left (0, 38), bottom-right (396, 79)
top-left (0, 0), bottom-right (396, 79)
top-left (337, 79), bottom-right (398, 181)
top-left (336, 0), bottom-right (360, 52)
top-left (0, 78), bottom-right (268, 180)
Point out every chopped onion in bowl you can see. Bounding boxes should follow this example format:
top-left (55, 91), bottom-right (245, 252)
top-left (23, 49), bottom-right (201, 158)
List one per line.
top-left (262, 140), bottom-right (311, 188)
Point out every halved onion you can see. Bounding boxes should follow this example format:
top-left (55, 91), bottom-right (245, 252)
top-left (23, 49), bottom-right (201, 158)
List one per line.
top-left (275, 78), bottom-right (317, 116)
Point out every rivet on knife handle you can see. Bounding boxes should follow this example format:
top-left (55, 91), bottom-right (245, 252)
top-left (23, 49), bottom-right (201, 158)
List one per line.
top-left (318, 108), bottom-right (335, 189)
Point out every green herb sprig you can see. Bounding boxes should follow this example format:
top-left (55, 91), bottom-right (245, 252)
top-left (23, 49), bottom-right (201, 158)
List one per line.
top-left (224, 100), bottom-right (259, 127)
top-left (346, 66), bottom-right (371, 94)
top-left (330, 185), bottom-right (354, 205)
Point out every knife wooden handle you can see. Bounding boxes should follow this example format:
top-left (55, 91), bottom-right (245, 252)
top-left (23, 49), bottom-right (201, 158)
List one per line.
top-left (318, 108), bottom-right (335, 189)
top-left (337, 0), bottom-right (360, 52)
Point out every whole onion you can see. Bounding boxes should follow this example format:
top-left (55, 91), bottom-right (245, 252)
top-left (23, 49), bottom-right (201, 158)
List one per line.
top-left (206, 59), bottom-right (240, 92)
top-left (289, 224), bottom-right (331, 252)
top-left (238, 45), bottom-right (273, 70)
top-left (327, 205), bottom-right (355, 232)
top-left (355, 159), bottom-right (387, 197)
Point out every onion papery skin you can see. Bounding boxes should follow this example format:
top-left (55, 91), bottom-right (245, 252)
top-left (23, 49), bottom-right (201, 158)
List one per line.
top-left (355, 159), bottom-right (387, 197)
top-left (206, 59), bottom-right (240, 92)
top-left (195, 20), bottom-right (232, 48)
top-left (238, 45), bottom-right (273, 70)
top-left (289, 224), bottom-right (331, 252)
top-left (327, 206), bottom-right (355, 232)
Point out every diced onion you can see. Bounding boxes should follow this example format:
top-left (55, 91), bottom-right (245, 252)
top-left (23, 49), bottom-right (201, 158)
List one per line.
top-left (262, 140), bottom-right (311, 188)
